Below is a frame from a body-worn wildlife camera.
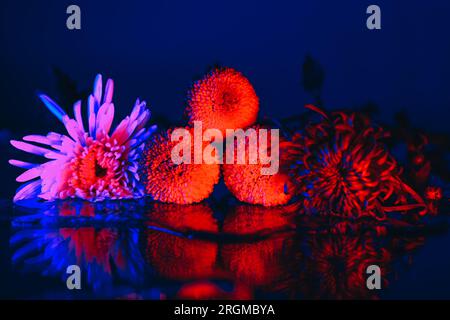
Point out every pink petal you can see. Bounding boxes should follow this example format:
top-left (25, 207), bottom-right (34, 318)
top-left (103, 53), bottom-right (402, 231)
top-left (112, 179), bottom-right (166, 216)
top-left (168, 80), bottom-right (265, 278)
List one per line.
top-left (93, 74), bottom-right (103, 104)
top-left (63, 116), bottom-right (82, 143)
top-left (23, 135), bottom-right (53, 145)
top-left (11, 140), bottom-right (53, 156)
top-left (9, 160), bottom-right (38, 169)
top-left (88, 95), bottom-right (97, 137)
top-left (111, 117), bottom-right (130, 144)
top-left (104, 79), bottom-right (114, 104)
top-left (16, 167), bottom-right (42, 182)
top-left (73, 100), bottom-right (85, 133)
top-left (13, 180), bottom-right (42, 202)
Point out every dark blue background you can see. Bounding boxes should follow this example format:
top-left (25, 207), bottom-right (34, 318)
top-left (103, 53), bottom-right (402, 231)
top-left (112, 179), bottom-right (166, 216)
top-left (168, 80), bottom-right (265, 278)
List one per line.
top-left (1, 0), bottom-right (450, 134)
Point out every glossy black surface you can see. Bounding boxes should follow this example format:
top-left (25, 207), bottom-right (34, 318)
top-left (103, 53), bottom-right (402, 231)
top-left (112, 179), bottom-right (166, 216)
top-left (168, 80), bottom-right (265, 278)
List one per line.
top-left (1, 199), bottom-right (449, 300)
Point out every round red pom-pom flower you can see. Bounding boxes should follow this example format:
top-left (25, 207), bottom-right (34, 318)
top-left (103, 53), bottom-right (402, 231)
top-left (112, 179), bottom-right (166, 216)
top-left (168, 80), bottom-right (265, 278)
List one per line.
top-left (223, 126), bottom-right (294, 206)
top-left (186, 67), bottom-right (259, 134)
top-left (142, 129), bottom-right (220, 204)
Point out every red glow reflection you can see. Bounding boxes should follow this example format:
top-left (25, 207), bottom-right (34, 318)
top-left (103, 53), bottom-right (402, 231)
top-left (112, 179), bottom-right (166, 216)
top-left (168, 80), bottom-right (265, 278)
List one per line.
top-left (145, 203), bottom-right (219, 281)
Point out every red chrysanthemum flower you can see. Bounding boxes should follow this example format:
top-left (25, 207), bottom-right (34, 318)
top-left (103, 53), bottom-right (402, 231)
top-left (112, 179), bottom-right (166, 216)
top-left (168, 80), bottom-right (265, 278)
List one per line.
top-left (282, 105), bottom-right (427, 219)
top-left (223, 126), bottom-right (294, 206)
top-left (186, 67), bottom-right (259, 134)
top-left (142, 129), bottom-right (220, 204)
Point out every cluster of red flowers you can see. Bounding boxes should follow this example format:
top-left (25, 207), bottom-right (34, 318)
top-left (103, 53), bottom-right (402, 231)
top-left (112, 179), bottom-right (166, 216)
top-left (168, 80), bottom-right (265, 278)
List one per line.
top-left (142, 67), bottom-right (440, 218)
top-left (143, 67), bottom-right (293, 206)
top-left (11, 71), bottom-right (445, 217)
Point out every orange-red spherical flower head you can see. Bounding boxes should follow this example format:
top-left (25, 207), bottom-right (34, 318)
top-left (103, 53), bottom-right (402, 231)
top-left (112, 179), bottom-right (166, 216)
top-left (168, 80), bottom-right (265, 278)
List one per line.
top-left (223, 126), bottom-right (294, 206)
top-left (186, 67), bottom-right (259, 134)
top-left (142, 128), bottom-right (220, 204)
top-left (282, 105), bottom-right (427, 219)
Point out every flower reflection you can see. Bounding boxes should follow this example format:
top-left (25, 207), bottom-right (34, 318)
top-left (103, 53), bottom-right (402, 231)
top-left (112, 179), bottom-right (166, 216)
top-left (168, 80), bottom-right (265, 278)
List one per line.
top-left (11, 226), bottom-right (145, 294)
top-left (222, 205), bottom-right (297, 291)
top-left (146, 202), bottom-right (218, 233)
top-left (295, 220), bottom-right (426, 300)
top-left (12, 199), bottom-right (148, 227)
top-left (10, 201), bottom-right (148, 295)
top-left (304, 233), bottom-right (390, 299)
top-left (9, 199), bottom-right (432, 299)
top-left (144, 203), bottom-right (220, 281)
top-left (176, 281), bottom-right (252, 300)
top-left (223, 205), bottom-right (296, 236)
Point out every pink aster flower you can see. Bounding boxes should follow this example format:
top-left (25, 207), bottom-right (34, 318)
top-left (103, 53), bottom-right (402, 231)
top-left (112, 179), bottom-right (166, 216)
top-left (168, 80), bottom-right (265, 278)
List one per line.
top-left (10, 74), bottom-right (156, 202)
